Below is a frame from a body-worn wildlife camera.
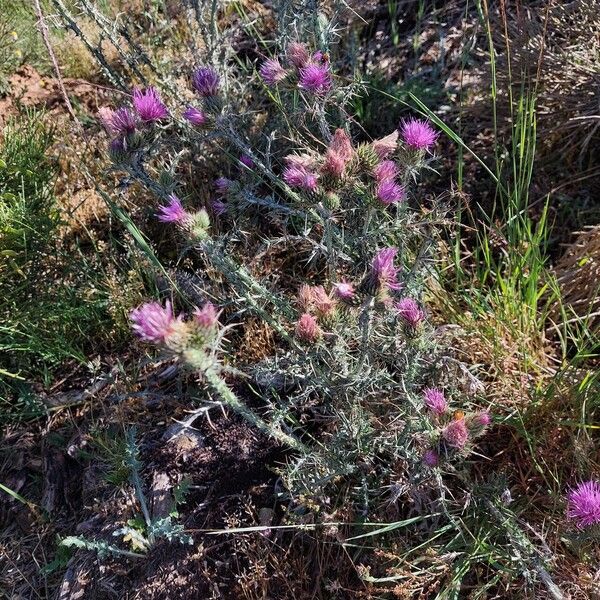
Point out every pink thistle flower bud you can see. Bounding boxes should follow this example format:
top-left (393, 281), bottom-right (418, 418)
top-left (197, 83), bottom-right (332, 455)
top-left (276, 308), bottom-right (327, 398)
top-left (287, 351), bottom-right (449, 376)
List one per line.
top-left (396, 298), bottom-right (425, 328)
top-left (472, 411), bottom-right (491, 427)
top-left (287, 42), bottom-right (310, 68)
top-left (194, 302), bottom-right (219, 330)
top-left (130, 300), bottom-right (182, 344)
top-left (259, 58), bottom-right (287, 85)
top-left (372, 130), bottom-right (398, 159)
top-left (132, 87), bottom-right (169, 122)
top-left (183, 106), bottom-right (207, 126)
top-left (192, 67), bottom-right (220, 96)
top-left (423, 449), bottom-right (439, 467)
top-left (298, 63), bottom-right (331, 94)
top-left (334, 281), bottom-right (355, 301)
top-left (400, 118), bottom-right (439, 150)
top-left (239, 154), bottom-right (255, 169)
top-left (322, 151), bottom-right (345, 178)
top-left (376, 180), bottom-right (406, 205)
top-left (567, 481), bottom-right (600, 529)
top-left (373, 160), bottom-right (399, 183)
top-left (215, 177), bottom-right (233, 195)
top-left (156, 194), bottom-right (190, 224)
top-left (369, 247), bottom-right (401, 293)
top-left (295, 313), bottom-right (321, 343)
top-left (423, 388), bottom-right (448, 415)
top-left (311, 286), bottom-right (336, 317)
top-left (329, 129), bottom-right (353, 162)
top-left (298, 284), bottom-right (314, 311)
top-left (442, 418), bottom-right (469, 449)
top-left (283, 165), bottom-right (318, 191)
top-left (99, 107), bottom-right (137, 135)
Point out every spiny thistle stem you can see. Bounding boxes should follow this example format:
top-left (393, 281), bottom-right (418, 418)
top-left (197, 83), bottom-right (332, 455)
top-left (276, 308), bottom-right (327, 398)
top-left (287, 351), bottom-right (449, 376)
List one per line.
top-left (357, 296), bottom-right (375, 372)
top-left (201, 366), bottom-right (307, 452)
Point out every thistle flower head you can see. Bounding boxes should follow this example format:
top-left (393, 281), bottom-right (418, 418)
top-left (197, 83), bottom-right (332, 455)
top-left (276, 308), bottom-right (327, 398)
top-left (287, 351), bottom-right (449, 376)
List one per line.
top-left (99, 107), bottom-right (137, 135)
top-left (156, 194), bottom-right (190, 224)
top-left (132, 87), bottom-right (169, 122)
top-left (329, 129), bottom-right (354, 162)
top-left (423, 388), bottom-right (448, 415)
top-left (373, 160), bottom-right (399, 182)
top-left (396, 298), bottom-right (425, 328)
top-left (400, 118), bottom-right (439, 150)
top-left (215, 177), bottom-right (233, 195)
top-left (376, 180), bottom-right (406, 205)
top-left (285, 154), bottom-right (317, 170)
top-left (287, 42), bottom-right (310, 68)
top-left (370, 247), bottom-right (401, 293)
top-left (334, 281), bottom-right (355, 301)
top-left (298, 63), bottom-right (331, 94)
top-left (442, 418), bottom-right (469, 449)
top-left (311, 286), bottom-right (336, 317)
top-left (130, 300), bottom-right (182, 344)
top-left (423, 449), bottom-right (440, 467)
top-left (192, 67), bottom-right (220, 96)
top-left (372, 130), bottom-right (398, 159)
top-left (283, 165), bottom-right (318, 191)
top-left (295, 313), bottom-right (322, 343)
top-left (239, 154), bottom-right (255, 169)
top-left (211, 198), bottom-right (227, 215)
top-left (259, 58), bottom-right (287, 85)
top-left (567, 481), bottom-right (600, 529)
top-left (194, 302), bottom-right (219, 330)
top-left (183, 106), bottom-right (207, 126)
top-left (472, 411), bottom-right (491, 427)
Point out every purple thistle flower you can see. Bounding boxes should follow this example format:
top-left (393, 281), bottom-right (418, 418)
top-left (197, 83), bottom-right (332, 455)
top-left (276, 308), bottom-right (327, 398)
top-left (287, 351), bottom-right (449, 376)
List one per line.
top-left (371, 247), bottom-right (401, 292)
top-left (215, 177), bottom-right (232, 195)
top-left (183, 106), bottom-right (207, 126)
top-left (156, 194), bottom-right (190, 224)
top-left (295, 313), bottom-right (321, 343)
top-left (423, 388), bottom-right (448, 415)
top-left (132, 87), bottom-right (169, 122)
top-left (373, 160), bottom-right (399, 182)
top-left (423, 449), bottom-right (439, 467)
top-left (372, 131), bottom-right (398, 159)
top-left (192, 67), bottom-right (220, 96)
top-left (298, 63), bottom-right (331, 94)
top-left (472, 411), bottom-right (491, 427)
top-left (194, 302), bottom-right (219, 330)
top-left (259, 58), bottom-right (287, 86)
top-left (396, 298), bottom-right (425, 328)
top-left (287, 42), bottom-right (310, 68)
top-left (211, 198), bottom-right (227, 215)
top-left (283, 165), bottom-right (318, 191)
top-left (334, 281), bottom-right (355, 301)
top-left (130, 300), bottom-right (181, 344)
top-left (567, 481), bottom-right (600, 529)
top-left (99, 107), bottom-right (137, 135)
top-left (376, 180), bottom-right (406, 205)
top-left (239, 154), bottom-right (255, 169)
top-left (400, 118), bottom-right (439, 150)
top-left (442, 419), bottom-right (469, 449)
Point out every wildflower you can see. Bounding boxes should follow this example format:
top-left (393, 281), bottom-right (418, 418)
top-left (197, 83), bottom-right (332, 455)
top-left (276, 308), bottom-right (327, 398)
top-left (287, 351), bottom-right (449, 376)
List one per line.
top-left (259, 58), bottom-right (287, 85)
top-left (295, 313), bottom-right (321, 343)
top-left (192, 67), bottom-right (220, 96)
top-left (400, 118), bottom-right (439, 150)
top-left (283, 165), bottom-right (318, 191)
top-left (442, 418), bottom-right (469, 449)
top-left (369, 247), bottom-right (401, 293)
top-left (472, 411), bottom-right (491, 427)
top-left (423, 449), bottom-right (439, 467)
top-left (99, 107), bottom-right (137, 135)
top-left (130, 300), bottom-right (182, 344)
top-left (239, 154), bottom-right (255, 169)
top-left (323, 129), bottom-right (353, 177)
top-left (108, 137), bottom-right (128, 162)
top-left (194, 302), bottom-right (219, 330)
top-left (298, 63), bottom-right (331, 94)
top-left (423, 388), bottom-right (448, 415)
top-left (215, 177), bottom-right (233, 195)
top-left (376, 180), bottom-right (406, 205)
top-left (183, 106), bottom-right (207, 126)
top-left (287, 42), bottom-right (310, 68)
top-left (156, 195), bottom-right (190, 224)
top-left (311, 286), bottom-right (336, 317)
top-left (396, 298), bottom-right (425, 328)
top-left (298, 284), bottom-right (314, 311)
top-left (334, 281), bottom-right (355, 301)
top-left (132, 87), bottom-right (169, 122)
top-left (373, 160), bottom-right (399, 182)
top-left (372, 130), bottom-right (398, 159)
top-left (211, 199), bottom-right (227, 215)
top-left (567, 481), bottom-right (600, 529)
